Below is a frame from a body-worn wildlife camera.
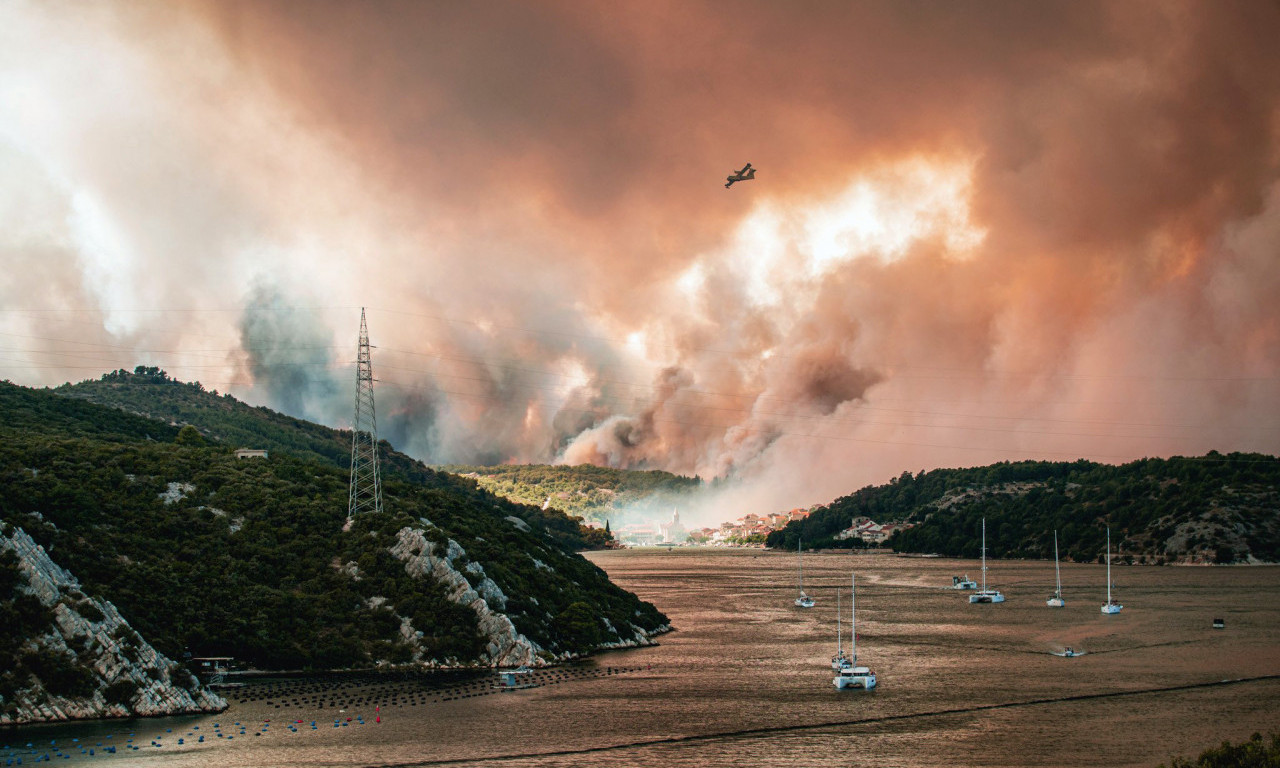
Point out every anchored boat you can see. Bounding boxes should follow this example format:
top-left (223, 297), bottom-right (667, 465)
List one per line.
top-left (794, 537), bottom-right (815, 608)
top-left (831, 584), bottom-right (849, 671)
top-left (969, 519), bottom-right (1005, 604)
top-left (1101, 528), bottom-right (1123, 614)
top-left (1047, 530), bottom-right (1065, 608)
top-left (833, 574), bottom-right (876, 690)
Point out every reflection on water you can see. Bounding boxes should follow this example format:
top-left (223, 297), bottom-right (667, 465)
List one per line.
top-left (4, 549), bottom-right (1278, 767)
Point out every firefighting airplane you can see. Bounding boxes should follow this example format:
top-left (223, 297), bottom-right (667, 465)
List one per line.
top-left (724, 163), bottom-right (756, 188)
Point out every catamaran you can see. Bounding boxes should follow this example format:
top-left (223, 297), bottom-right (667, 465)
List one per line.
top-left (969, 519), bottom-right (1005, 603)
top-left (794, 537), bottom-right (814, 608)
top-left (1101, 528), bottom-right (1123, 614)
top-left (833, 574), bottom-right (876, 690)
top-left (1047, 530), bottom-right (1065, 607)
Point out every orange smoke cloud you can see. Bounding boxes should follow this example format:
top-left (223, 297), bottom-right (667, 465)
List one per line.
top-left (2, 1), bottom-right (1279, 519)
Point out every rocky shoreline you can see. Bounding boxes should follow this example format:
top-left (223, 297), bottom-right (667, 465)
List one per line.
top-left (1, 524), bottom-right (227, 725)
top-left (3, 521), bottom-right (670, 726)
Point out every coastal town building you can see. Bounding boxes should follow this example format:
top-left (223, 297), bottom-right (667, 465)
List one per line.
top-left (659, 509), bottom-right (689, 544)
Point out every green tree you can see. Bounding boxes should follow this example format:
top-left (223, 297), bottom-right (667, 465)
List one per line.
top-left (174, 425), bottom-right (206, 446)
top-left (555, 601), bottom-right (603, 649)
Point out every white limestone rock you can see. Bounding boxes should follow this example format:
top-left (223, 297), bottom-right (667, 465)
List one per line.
top-left (390, 527), bottom-right (543, 668)
top-left (158, 482), bottom-right (195, 505)
top-left (0, 524), bottom-right (227, 725)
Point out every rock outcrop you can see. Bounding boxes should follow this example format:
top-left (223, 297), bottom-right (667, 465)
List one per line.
top-left (391, 525), bottom-right (544, 667)
top-left (0, 523), bottom-right (226, 725)
top-left (387, 523), bottom-right (669, 668)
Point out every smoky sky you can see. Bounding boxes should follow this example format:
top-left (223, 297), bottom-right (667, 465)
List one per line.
top-left (2, 1), bottom-right (1279, 522)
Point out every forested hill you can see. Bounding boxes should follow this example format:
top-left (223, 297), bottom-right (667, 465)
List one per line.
top-left (440, 464), bottom-right (703, 525)
top-left (57, 367), bottom-right (352, 468)
top-left (1, 375), bottom-right (669, 697)
top-left (56, 367), bottom-right (606, 550)
top-left (765, 455), bottom-right (1280, 564)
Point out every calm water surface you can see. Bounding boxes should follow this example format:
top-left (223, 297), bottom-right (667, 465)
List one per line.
top-left (4, 549), bottom-right (1278, 767)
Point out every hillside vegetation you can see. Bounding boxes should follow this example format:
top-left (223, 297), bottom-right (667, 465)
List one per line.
top-left (1, 373), bottom-right (669, 684)
top-left (766, 456), bottom-right (1280, 564)
top-left (441, 463), bottom-right (703, 525)
top-left (1157, 731), bottom-right (1280, 767)
top-left (57, 368), bottom-right (606, 552)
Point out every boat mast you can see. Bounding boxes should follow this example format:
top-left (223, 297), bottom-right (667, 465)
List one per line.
top-left (1054, 530), bottom-right (1062, 598)
top-left (1106, 528), bottom-right (1112, 605)
top-left (980, 519), bottom-right (988, 592)
top-left (797, 536), bottom-right (802, 595)
top-left (836, 584), bottom-right (843, 656)
top-left (850, 574), bottom-right (857, 664)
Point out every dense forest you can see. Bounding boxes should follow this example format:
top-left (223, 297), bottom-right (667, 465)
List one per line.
top-left (765, 456), bottom-right (1280, 564)
top-left (1, 373), bottom-right (669, 678)
top-left (57, 368), bottom-right (610, 551)
top-left (441, 463), bottom-right (703, 525)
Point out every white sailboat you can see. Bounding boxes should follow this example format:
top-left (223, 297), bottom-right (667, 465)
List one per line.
top-left (969, 519), bottom-right (1005, 603)
top-left (951, 574), bottom-right (977, 589)
top-left (794, 537), bottom-right (814, 608)
top-left (833, 574), bottom-right (876, 690)
top-left (1047, 530), bottom-right (1065, 607)
top-left (1101, 528), bottom-right (1123, 614)
top-left (831, 585), bottom-right (850, 671)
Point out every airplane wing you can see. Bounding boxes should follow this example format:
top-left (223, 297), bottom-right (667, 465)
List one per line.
top-left (737, 163), bottom-right (752, 175)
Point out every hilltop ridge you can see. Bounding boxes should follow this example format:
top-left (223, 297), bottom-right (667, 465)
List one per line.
top-left (768, 456), bottom-right (1280, 564)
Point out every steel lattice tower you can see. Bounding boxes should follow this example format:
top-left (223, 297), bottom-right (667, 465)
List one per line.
top-left (347, 308), bottom-right (383, 517)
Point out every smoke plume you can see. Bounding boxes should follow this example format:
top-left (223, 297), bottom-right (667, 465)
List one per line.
top-left (2, 1), bottom-right (1279, 523)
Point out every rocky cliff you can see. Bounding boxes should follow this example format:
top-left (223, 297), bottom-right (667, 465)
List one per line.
top-left (0, 523), bottom-right (226, 725)
top-left (391, 525), bottom-right (542, 667)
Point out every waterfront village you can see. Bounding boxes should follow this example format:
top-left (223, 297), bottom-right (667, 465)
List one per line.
top-left (608, 508), bottom-right (911, 548)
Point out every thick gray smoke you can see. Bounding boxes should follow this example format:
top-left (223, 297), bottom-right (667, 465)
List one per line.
top-left (3, 1), bottom-right (1279, 524)
top-left (237, 285), bottom-right (344, 426)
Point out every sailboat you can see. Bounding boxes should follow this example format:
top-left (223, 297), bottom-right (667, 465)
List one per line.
top-left (794, 537), bottom-right (814, 608)
top-left (1047, 530), bottom-right (1065, 607)
top-left (833, 574), bottom-right (876, 689)
top-left (969, 519), bottom-right (1005, 603)
top-left (1101, 528), bottom-right (1123, 614)
top-left (831, 585), bottom-right (850, 671)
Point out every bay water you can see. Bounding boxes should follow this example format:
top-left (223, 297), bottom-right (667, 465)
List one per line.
top-left (4, 548), bottom-right (1277, 767)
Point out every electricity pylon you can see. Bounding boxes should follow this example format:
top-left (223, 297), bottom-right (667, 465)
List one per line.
top-left (347, 307), bottom-right (383, 517)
